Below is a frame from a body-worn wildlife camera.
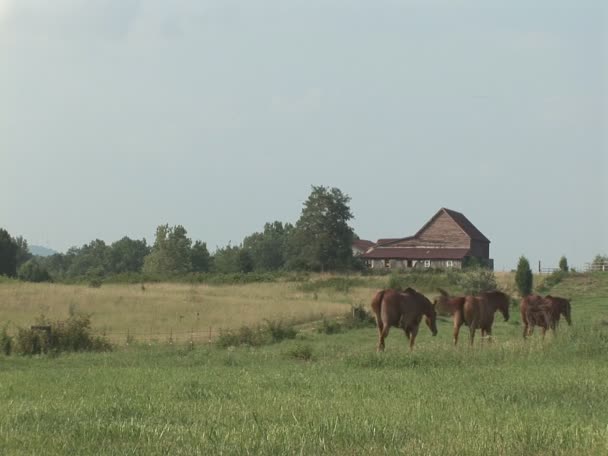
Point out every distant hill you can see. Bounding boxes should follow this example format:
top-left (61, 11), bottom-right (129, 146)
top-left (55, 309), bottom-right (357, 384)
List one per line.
top-left (30, 245), bottom-right (58, 257)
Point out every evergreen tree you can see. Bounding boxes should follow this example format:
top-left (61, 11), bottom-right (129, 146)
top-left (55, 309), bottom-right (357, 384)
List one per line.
top-left (558, 256), bottom-right (569, 272)
top-left (515, 256), bottom-right (533, 297)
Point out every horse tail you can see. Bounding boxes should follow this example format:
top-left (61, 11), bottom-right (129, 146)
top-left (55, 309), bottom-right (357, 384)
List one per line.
top-left (371, 289), bottom-right (386, 317)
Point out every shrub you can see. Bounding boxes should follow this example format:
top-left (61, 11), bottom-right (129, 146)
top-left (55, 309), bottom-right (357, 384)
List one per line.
top-left (215, 320), bottom-right (298, 348)
top-left (559, 256), bottom-right (569, 272)
top-left (88, 279), bottom-right (103, 288)
top-left (263, 319), bottom-right (297, 343)
top-left (14, 314), bottom-right (111, 355)
top-left (452, 268), bottom-right (497, 295)
top-left (317, 318), bottom-right (343, 335)
top-left (0, 324), bottom-right (12, 355)
top-left (288, 344), bottom-right (314, 361)
top-left (346, 304), bottom-right (376, 328)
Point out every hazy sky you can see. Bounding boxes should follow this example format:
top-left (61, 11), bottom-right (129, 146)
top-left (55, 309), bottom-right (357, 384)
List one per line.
top-left (1, 0), bottom-right (606, 271)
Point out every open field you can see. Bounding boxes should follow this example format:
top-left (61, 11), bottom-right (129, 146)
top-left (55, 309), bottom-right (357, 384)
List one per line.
top-left (0, 279), bottom-right (380, 344)
top-left (0, 271), bottom-right (556, 344)
top-left (0, 273), bottom-right (607, 454)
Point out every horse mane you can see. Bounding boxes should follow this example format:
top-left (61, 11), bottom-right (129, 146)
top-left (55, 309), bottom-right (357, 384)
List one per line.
top-left (403, 287), bottom-right (417, 295)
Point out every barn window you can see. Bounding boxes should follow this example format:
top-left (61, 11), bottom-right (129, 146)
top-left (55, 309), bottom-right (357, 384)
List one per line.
top-left (424, 260), bottom-right (431, 268)
top-left (384, 259), bottom-right (390, 268)
top-left (446, 260), bottom-right (454, 268)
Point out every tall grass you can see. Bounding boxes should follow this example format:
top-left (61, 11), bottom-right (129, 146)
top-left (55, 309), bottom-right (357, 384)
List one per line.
top-left (0, 322), bottom-right (606, 455)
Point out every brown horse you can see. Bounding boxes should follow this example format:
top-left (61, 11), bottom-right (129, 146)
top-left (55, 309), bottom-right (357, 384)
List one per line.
top-left (433, 288), bottom-right (466, 345)
top-left (544, 295), bottom-right (572, 328)
top-left (435, 289), bottom-right (510, 345)
top-left (521, 294), bottom-right (572, 338)
top-left (520, 294), bottom-right (551, 338)
top-left (371, 287), bottom-right (438, 352)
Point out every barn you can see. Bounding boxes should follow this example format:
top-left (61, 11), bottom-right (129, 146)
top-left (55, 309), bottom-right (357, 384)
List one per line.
top-left (357, 208), bottom-right (493, 270)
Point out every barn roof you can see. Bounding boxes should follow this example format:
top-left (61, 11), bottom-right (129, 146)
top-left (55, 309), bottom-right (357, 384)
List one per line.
top-left (416, 208), bottom-right (490, 243)
top-left (352, 239), bottom-right (375, 251)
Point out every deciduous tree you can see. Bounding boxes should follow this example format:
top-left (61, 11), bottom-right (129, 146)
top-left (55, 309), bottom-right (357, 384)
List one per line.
top-left (287, 186), bottom-right (354, 271)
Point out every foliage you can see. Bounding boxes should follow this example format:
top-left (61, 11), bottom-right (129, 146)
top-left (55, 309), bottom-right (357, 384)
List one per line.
top-left (17, 259), bottom-right (52, 283)
top-left (66, 239), bottom-right (111, 278)
top-left (0, 228), bottom-right (18, 277)
top-left (215, 320), bottom-right (298, 348)
top-left (242, 221), bottom-right (293, 271)
top-left (13, 314), bottom-right (111, 355)
top-left (452, 268), bottom-right (497, 295)
top-left (13, 235), bottom-right (33, 269)
top-left (317, 318), bottom-right (343, 335)
top-left (212, 244), bottom-right (252, 274)
top-left (536, 270), bottom-right (567, 293)
top-left (462, 256), bottom-right (492, 270)
top-left (348, 304), bottom-right (376, 327)
top-left (108, 237), bottom-right (151, 274)
top-left (0, 324), bottom-right (12, 356)
top-left (287, 344), bottom-right (314, 361)
top-left (558, 256), bottom-right (569, 272)
top-left (287, 186), bottom-right (355, 271)
top-left (190, 241), bottom-right (211, 273)
top-left (515, 256), bottom-right (533, 297)
top-left (143, 225), bottom-right (192, 276)
top-left (591, 254), bottom-right (608, 269)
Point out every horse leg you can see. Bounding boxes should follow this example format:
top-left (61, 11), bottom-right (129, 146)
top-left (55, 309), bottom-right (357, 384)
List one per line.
top-left (376, 320), bottom-right (386, 352)
top-left (453, 313), bottom-right (463, 346)
top-left (485, 327), bottom-right (493, 343)
top-left (408, 326), bottom-right (419, 351)
top-left (522, 322), bottom-right (528, 339)
top-left (469, 326), bottom-right (476, 346)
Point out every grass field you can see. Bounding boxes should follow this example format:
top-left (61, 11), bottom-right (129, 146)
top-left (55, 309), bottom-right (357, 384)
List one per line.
top-left (0, 272), bottom-right (607, 454)
top-left (0, 279), bottom-right (379, 343)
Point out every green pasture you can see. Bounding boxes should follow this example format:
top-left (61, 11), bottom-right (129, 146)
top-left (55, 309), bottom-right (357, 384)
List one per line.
top-left (0, 273), bottom-right (607, 455)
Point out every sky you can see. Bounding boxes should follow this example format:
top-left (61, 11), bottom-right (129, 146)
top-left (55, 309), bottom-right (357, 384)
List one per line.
top-left (0, 0), bottom-right (606, 271)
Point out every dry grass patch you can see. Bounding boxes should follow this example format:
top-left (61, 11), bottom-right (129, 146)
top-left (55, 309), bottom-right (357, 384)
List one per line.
top-left (0, 282), bottom-right (356, 344)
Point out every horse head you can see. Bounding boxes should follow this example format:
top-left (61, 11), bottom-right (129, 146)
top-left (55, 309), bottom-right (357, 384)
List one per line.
top-left (563, 299), bottom-right (572, 325)
top-left (425, 298), bottom-right (438, 336)
top-left (488, 291), bottom-right (510, 322)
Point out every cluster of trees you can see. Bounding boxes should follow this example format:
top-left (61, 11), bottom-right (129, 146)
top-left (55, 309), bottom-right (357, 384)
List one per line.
top-left (1, 186), bottom-right (357, 281)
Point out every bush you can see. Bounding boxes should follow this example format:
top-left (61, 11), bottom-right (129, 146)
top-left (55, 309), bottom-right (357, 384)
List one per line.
top-left (0, 324), bottom-right (12, 355)
top-left (88, 279), bottom-right (103, 288)
top-left (317, 318), bottom-right (343, 335)
top-left (13, 314), bottom-right (111, 355)
top-left (17, 259), bottom-right (51, 283)
top-left (287, 344), bottom-right (314, 361)
top-left (346, 304), bottom-right (376, 328)
top-left (215, 320), bottom-right (298, 348)
top-left (559, 256), bottom-right (569, 272)
top-left (452, 268), bottom-right (497, 295)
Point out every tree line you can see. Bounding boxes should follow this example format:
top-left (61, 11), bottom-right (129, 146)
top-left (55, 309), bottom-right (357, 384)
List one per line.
top-left (0, 186), bottom-right (360, 282)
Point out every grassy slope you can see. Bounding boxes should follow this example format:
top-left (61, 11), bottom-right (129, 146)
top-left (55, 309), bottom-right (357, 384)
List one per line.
top-left (0, 273), bottom-right (607, 455)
